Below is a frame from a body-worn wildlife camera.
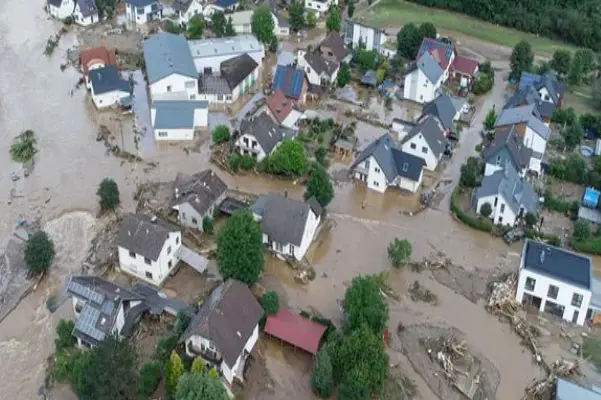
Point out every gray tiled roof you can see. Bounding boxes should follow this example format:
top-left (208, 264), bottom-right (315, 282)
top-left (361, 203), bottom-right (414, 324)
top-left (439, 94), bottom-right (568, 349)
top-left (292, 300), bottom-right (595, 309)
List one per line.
top-left (504, 86), bottom-right (556, 118)
top-left (304, 52), bottom-right (338, 76)
top-left (89, 66), bottom-right (130, 95)
top-left (536, 72), bottom-right (566, 104)
top-left (172, 169), bottom-right (228, 216)
top-left (143, 33), bottom-right (198, 83)
top-left (198, 75), bottom-right (232, 95)
top-left (117, 214), bottom-right (179, 261)
top-left (188, 35), bottom-right (262, 60)
top-left (483, 124), bottom-right (533, 172)
top-left (495, 104), bottom-right (550, 140)
top-left (77, 0), bottom-right (97, 17)
top-left (239, 113), bottom-right (297, 154)
top-left (171, 0), bottom-right (193, 12)
top-left (402, 115), bottom-right (448, 157)
top-left (152, 100), bottom-right (209, 129)
top-left (475, 163), bottom-right (538, 215)
top-left (220, 53), bottom-right (258, 89)
top-left (415, 51), bottom-right (444, 83)
top-left (421, 94), bottom-right (457, 131)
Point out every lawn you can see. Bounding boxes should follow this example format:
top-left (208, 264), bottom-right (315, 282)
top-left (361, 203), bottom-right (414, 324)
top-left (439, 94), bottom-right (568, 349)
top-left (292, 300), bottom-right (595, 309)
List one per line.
top-left (563, 84), bottom-right (595, 114)
top-left (356, 0), bottom-right (577, 56)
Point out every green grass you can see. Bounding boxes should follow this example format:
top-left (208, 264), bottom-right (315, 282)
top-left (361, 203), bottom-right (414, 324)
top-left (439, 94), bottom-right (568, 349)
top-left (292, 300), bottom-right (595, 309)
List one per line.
top-left (356, 0), bottom-right (577, 56)
top-left (563, 84), bottom-right (595, 114)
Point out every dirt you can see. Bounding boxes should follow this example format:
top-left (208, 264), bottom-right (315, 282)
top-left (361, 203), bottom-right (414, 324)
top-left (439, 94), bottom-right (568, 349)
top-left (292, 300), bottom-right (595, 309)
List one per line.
top-left (131, 314), bottom-right (175, 365)
top-left (162, 265), bottom-right (221, 306)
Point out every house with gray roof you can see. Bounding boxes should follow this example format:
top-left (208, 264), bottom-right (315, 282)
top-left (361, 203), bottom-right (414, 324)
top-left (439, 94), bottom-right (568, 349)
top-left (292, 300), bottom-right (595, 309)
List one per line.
top-left (421, 93), bottom-right (463, 132)
top-left (170, 0), bottom-right (204, 24)
top-left (48, 0), bottom-right (99, 26)
top-left (483, 124), bottom-right (534, 177)
top-left (297, 48), bottom-right (340, 87)
top-left (403, 51), bottom-right (445, 104)
top-left (516, 240), bottom-right (593, 326)
top-left (505, 85), bottom-right (555, 122)
top-left (250, 193), bottom-right (323, 260)
top-left (351, 134), bottom-right (426, 193)
top-left (88, 66), bottom-right (131, 109)
top-left (151, 100), bottom-right (208, 140)
top-left (197, 53), bottom-right (259, 104)
top-left (235, 113), bottom-right (297, 162)
top-left (519, 71), bottom-right (566, 109)
top-left (399, 115), bottom-right (448, 171)
top-left (188, 35), bottom-right (264, 75)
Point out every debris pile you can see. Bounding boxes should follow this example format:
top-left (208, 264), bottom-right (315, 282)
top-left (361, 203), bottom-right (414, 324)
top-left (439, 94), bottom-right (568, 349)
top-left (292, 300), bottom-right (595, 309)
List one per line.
top-left (409, 251), bottom-right (453, 273)
top-left (424, 336), bottom-right (469, 380)
top-left (525, 359), bottom-right (580, 399)
top-left (408, 280), bottom-right (438, 305)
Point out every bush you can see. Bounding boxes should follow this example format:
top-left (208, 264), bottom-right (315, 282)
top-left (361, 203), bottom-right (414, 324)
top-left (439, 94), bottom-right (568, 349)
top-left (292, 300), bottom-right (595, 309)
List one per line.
top-left (315, 147), bottom-right (328, 167)
top-left (583, 337), bottom-right (601, 370)
top-left (202, 216), bottom-right (214, 234)
top-left (524, 212), bottom-right (538, 227)
top-left (229, 153), bottom-right (241, 172)
top-left (544, 190), bottom-right (579, 215)
top-left (479, 202), bottom-right (492, 217)
top-left (524, 230), bottom-right (561, 246)
top-left (55, 319), bottom-right (76, 352)
top-left (460, 157), bottom-right (482, 187)
top-left (265, 140), bottom-right (309, 177)
top-left (387, 238), bottom-right (412, 268)
top-left (138, 360), bottom-right (163, 398)
top-left (240, 154), bottom-right (256, 170)
top-left (261, 290), bottom-right (280, 315)
top-left (571, 236), bottom-right (601, 254)
top-left (311, 348), bottom-right (334, 397)
top-left (155, 335), bottom-right (178, 363)
top-left (450, 189), bottom-right (493, 232)
top-left (547, 154), bottom-right (587, 184)
top-left (24, 231), bottom-right (55, 274)
top-left (212, 125), bottom-right (230, 144)
top-left (53, 350), bottom-right (77, 382)
top-left (574, 220), bottom-right (592, 240)
top-left (10, 130), bottom-right (37, 163)
top-left (472, 68), bottom-right (494, 95)
top-left (97, 178), bottom-right (120, 212)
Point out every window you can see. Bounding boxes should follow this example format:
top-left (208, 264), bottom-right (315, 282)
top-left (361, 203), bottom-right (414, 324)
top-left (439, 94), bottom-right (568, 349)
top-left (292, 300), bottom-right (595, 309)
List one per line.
top-left (252, 140), bottom-right (257, 148)
top-left (421, 146), bottom-right (428, 154)
top-left (226, 95), bottom-right (232, 100)
top-left (166, 85), bottom-right (172, 92)
top-left (243, 137), bottom-right (249, 145)
top-left (75, 302), bottom-right (83, 313)
top-left (217, 94), bottom-right (224, 101)
top-left (373, 181), bottom-right (379, 187)
top-left (144, 257), bottom-right (151, 265)
top-left (137, 7), bottom-right (144, 13)
top-left (494, 197), bottom-right (498, 207)
top-left (185, 80), bottom-right (196, 89)
top-left (572, 293), bottom-right (583, 308)
top-left (410, 143), bottom-right (416, 150)
top-left (525, 277), bottom-right (536, 291)
top-left (500, 204), bottom-right (505, 213)
top-left (572, 311), bottom-right (580, 324)
top-left (192, 217), bottom-right (198, 224)
top-left (168, 260), bottom-right (172, 269)
top-left (145, 271), bottom-right (153, 280)
top-left (289, 244), bottom-right (294, 255)
top-left (189, 94), bottom-right (196, 100)
top-left (498, 216), bottom-right (503, 224)
top-left (167, 246), bottom-right (172, 255)
top-left (158, 131), bottom-right (168, 137)
top-left (129, 251), bottom-right (136, 258)
top-left (275, 242), bottom-right (283, 252)
top-left (176, 236), bottom-right (179, 244)
top-left (547, 284), bottom-right (559, 300)
top-left (375, 167), bottom-right (380, 173)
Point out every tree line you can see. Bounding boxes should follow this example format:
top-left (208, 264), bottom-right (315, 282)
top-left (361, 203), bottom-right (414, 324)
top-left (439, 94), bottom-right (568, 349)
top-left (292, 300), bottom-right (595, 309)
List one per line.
top-left (408, 0), bottom-right (601, 51)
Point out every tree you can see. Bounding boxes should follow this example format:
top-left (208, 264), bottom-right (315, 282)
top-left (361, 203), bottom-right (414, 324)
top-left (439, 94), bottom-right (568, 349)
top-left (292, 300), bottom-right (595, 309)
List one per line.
top-left (24, 231), bottom-right (55, 274)
top-left (569, 56), bottom-right (584, 85)
top-left (217, 210), bottom-right (264, 284)
top-left (551, 49), bottom-right (572, 76)
top-left (10, 129), bottom-right (37, 163)
top-left (326, 5), bottom-right (341, 33)
top-left (208, 367), bottom-right (219, 380)
top-left (574, 220), bottom-right (592, 241)
top-left (138, 361), bottom-right (163, 398)
top-left (510, 40), bottom-right (533, 79)
top-left (347, 0), bottom-right (355, 18)
top-left (266, 140), bottom-right (308, 176)
top-left (175, 373), bottom-right (228, 400)
top-left (211, 11), bottom-right (226, 37)
top-left (251, 5), bottom-right (275, 44)
top-left (337, 62), bottom-right (351, 87)
top-left (191, 357), bottom-right (207, 375)
top-left (524, 212), bottom-right (538, 227)
top-left (396, 23), bottom-right (422, 59)
top-left (166, 350), bottom-right (185, 397)
top-left (563, 123), bottom-right (583, 149)
top-left (95, 0), bottom-right (117, 19)
top-left (261, 290), bottom-right (280, 315)
top-left (311, 348), bottom-right (333, 397)
top-left (212, 124), bottom-right (230, 144)
top-left (479, 202), bottom-right (492, 218)
top-left (387, 238), bottom-right (412, 268)
top-left (483, 108), bottom-right (497, 131)
top-left (343, 275), bottom-right (388, 335)
top-left (592, 79), bottom-right (601, 110)
top-left (289, 0), bottom-right (305, 31)
top-left (166, 20), bottom-right (183, 34)
top-left (304, 164), bottom-right (334, 207)
top-left (419, 22), bottom-right (436, 39)
top-left (187, 15), bottom-right (205, 39)
top-left (572, 49), bottom-right (596, 83)
top-left (460, 157), bottom-right (481, 187)
top-left (202, 216), bottom-right (214, 234)
top-left (355, 49), bottom-right (377, 71)
top-left (225, 16), bottom-right (236, 37)
top-left (70, 334), bottom-right (138, 400)
top-left (55, 319), bottom-right (76, 352)
top-left (97, 178), bottom-right (120, 212)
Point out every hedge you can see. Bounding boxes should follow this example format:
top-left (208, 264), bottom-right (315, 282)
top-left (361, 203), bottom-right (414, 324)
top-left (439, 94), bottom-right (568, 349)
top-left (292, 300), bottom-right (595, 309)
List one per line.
top-left (525, 230), bottom-right (561, 247)
top-left (450, 188), bottom-right (493, 232)
top-left (571, 236), bottom-right (601, 255)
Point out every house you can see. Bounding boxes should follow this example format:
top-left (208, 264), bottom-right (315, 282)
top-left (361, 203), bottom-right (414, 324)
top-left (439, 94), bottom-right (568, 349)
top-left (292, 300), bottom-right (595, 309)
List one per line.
top-left (79, 47), bottom-right (117, 88)
top-left (416, 38), bottom-right (455, 80)
top-left (189, 35), bottom-right (264, 74)
top-left (555, 377), bottom-right (601, 399)
top-left (48, 0), bottom-right (98, 25)
top-left (305, 0), bottom-right (338, 17)
top-left (343, 19), bottom-right (390, 55)
top-left (151, 100), bottom-right (209, 140)
top-left (474, 162), bottom-right (538, 226)
top-left (171, 0), bottom-right (203, 24)
top-left (213, 0), bottom-right (240, 13)
top-left (256, 89), bottom-right (304, 129)
top-left (450, 55), bottom-right (479, 87)
top-left (230, 9), bottom-right (289, 37)
top-left (516, 239), bottom-right (592, 326)
top-left (420, 93), bottom-right (462, 133)
top-left (399, 115), bottom-right (448, 171)
top-left (272, 65), bottom-right (309, 104)
top-left (171, 169), bottom-right (228, 231)
top-left (125, 0), bottom-right (162, 24)
top-left (117, 214), bottom-right (182, 286)
top-left (403, 52), bottom-right (444, 104)
top-left (250, 193), bottom-right (323, 260)
top-left (519, 71), bottom-right (566, 108)
top-left (505, 86), bottom-right (554, 123)
top-left (89, 66), bottom-right (131, 109)
top-left (235, 113), bottom-right (297, 161)
top-left (296, 50), bottom-right (339, 87)
top-left (361, 70), bottom-right (378, 87)
top-left (483, 125), bottom-right (534, 177)
top-left (269, 3), bottom-right (290, 37)
top-left (143, 32), bottom-right (200, 100)
top-left (181, 279), bottom-right (263, 384)
top-left (315, 32), bottom-right (350, 64)
top-left (351, 134), bottom-right (426, 193)
top-left (197, 53), bottom-right (259, 104)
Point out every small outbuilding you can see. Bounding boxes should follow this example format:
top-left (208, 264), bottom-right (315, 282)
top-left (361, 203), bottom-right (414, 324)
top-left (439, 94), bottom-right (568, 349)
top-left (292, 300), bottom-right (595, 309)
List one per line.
top-left (361, 70), bottom-right (378, 87)
top-left (264, 308), bottom-right (327, 354)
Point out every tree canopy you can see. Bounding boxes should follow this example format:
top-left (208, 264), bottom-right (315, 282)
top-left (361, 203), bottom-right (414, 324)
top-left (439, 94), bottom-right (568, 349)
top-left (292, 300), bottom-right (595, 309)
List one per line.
top-left (483, 108), bottom-right (497, 131)
top-left (265, 140), bottom-right (309, 176)
top-left (311, 347), bottom-right (334, 397)
top-left (211, 11), bottom-right (226, 37)
top-left (289, 0), bottom-right (305, 31)
top-left (418, 22), bottom-right (437, 39)
top-left (304, 164), bottom-right (334, 207)
top-left (261, 290), bottom-right (280, 315)
top-left (551, 50), bottom-right (572, 76)
top-left (479, 202), bottom-right (493, 218)
top-left (24, 230), bottom-right (55, 274)
top-left (387, 238), bottom-right (412, 268)
top-left (166, 350), bottom-right (185, 396)
top-left (337, 62), bottom-right (351, 87)
top-left (510, 40), bottom-right (534, 80)
top-left (326, 5), bottom-right (341, 32)
top-left (347, 0), bottom-right (355, 18)
top-left (460, 157), bottom-right (482, 187)
top-left (212, 124), bottom-right (231, 144)
top-left (251, 5), bottom-right (276, 44)
top-left (343, 275), bottom-right (388, 335)
top-left (306, 9), bottom-right (317, 28)
top-left (175, 373), bottom-right (229, 400)
top-left (225, 16), bottom-right (236, 37)
top-left (97, 178), bottom-right (120, 212)
top-left (354, 48), bottom-right (378, 71)
top-left (217, 210), bottom-right (264, 284)
top-left (187, 15), bottom-right (205, 39)
top-left (396, 23), bottom-right (422, 59)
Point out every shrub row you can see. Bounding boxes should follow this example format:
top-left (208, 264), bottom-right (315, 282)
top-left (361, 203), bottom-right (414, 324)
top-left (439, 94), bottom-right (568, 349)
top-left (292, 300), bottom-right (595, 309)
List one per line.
top-left (571, 236), bottom-right (601, 255)
top-left (450, 188), bottom-right (494, 232)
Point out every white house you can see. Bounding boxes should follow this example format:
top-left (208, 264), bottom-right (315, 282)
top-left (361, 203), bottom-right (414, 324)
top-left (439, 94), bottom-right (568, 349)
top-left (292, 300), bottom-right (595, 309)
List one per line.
top-left (171, 169), bottom-right (228, 231)
top-left (182, 279), bottom-right (263, 384)
top-left (151, 100), bottom-right (209, 140)
top-left (79, 47), bottom-right (117, 88)
top-left (229, 10), bottom-right (290, 37)
top-left (188, 35), bottom-right (264, 75)
top-left (170, 0), bottom-right (203, 24)
top-left (125, 0), bottom-right (162, 24)
top-left (48, 0), bottom-right (99, 25)
top-left (88, 66), bottom-right (131, 109)
top-left (251, 193), bottom-right (323, 260)
top-left (143, 32), bottom-right (200, 100)
top-left (482, 125), bottom-right (533, 177)
top-left (296, 49), bottom-right (339, 86)
top-left (342, 19), bottom-right (390, 54)
top-left (519, 72), bottom-right (566, 110)
top-left (351, 134), bottom-right (426, 193)
top-left (255, 89), bottom-right (304, 129)
top-left (197, 53), bottom-right (260, 104)
top-left (305, 0), bottom-right (337, 16)
top-left (399, 115), bottom-right (447, 171)
top-left (235, 113), bottom-right (297, 161)
top-left (516, 240), bottom-right (592, 326)
top-left (403, 52), bottom-right (444, 104)
top-left (117, 214), bottom-right (182, 286)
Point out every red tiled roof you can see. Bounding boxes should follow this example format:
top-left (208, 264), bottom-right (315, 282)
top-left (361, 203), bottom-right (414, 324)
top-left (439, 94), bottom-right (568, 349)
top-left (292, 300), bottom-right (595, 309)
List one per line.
top-left (265, 89), bottom-right (292, 124)
top-left (451, 55), bottom-right (479, 76)
top-left (429, 47), bottom-right (449, 69)
top-left (80, 47), bottom-right (117, 77)
top-left (264, 308), bottom-right (327, 355)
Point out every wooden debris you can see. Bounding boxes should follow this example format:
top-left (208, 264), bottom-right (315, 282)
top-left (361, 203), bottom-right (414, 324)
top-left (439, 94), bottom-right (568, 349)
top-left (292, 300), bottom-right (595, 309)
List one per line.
top-left (525, 359), bottom-right (580, 399)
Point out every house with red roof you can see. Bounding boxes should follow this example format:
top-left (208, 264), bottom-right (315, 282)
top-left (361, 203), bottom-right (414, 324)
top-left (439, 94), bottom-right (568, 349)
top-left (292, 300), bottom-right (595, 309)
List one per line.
top-left (79, 47), bottom-right (117, 88)
top-left (450, 55), bottom-right (480, 88)
top-left (255, 89), bottom-right (304, 129)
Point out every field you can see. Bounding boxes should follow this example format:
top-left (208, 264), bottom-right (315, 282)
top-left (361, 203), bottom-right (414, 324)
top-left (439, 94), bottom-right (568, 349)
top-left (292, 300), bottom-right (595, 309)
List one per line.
top-left (356, 0), bottom-right (577, 56)
top-left (563, 84), bottom-right (595, 114)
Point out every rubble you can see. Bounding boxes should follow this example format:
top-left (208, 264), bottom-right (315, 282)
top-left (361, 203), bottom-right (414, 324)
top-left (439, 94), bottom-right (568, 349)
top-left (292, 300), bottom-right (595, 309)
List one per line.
top-left (525, 359), bottom-right (581, 400)
top-left (408, 281), bottom-right (438, 305)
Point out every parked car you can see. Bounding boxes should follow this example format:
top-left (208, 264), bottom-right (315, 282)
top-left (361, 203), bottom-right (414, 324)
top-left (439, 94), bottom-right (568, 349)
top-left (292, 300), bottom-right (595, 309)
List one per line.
top-left (504, 228), bottom-right (525, 244)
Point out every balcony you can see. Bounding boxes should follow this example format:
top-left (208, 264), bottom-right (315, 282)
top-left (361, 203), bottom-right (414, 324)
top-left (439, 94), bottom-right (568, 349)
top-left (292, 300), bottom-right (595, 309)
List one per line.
top-left (187, 342), bottom-right (223, 365)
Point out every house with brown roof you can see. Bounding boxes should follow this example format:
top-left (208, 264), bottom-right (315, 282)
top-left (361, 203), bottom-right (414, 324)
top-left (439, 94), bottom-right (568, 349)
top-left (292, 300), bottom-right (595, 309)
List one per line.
top-left (79, 47), bottom-right (117, 88)
top-left (315, 32), bottom-right (350, 64)
top-left (450, 55), bottom-right (480, 88)
top-left (255, 89), bottom-right (304, 129)
top-left (181, 280), bottom-right (263, 385)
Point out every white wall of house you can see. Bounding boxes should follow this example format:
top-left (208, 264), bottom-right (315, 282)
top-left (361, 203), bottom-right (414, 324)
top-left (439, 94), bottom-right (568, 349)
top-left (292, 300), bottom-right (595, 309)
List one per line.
top-left (522, 126), bottom-right (547, 155)
top-left (91, 89), bottom-right (130, 109)
top-left (48, 0), bottom-right (75, 19)
top-left (151, 107), bottom-right (208, 140)
top-left (396, 172), bottom-right (422, 193)
top-left (282, 109), bottom-right (303, 129)
top-left (484, 162), bottom-right (504, 177)
top-left (538, 87), bottom-right (556, 104)
top-left (118, 231), bottom-right (181, 286)
top-left (516, 266), bottom-right (591, 326)
top-left (185, 335), bottom-right (220, 358)
top-left (273, 14), bottom-right (290, 36)
top-left (400, 135), bottom-right (439, 171)
top-left (380, 46), bottom-right (397, 59)
top-left (150, 73), bottom-right (198, 100)
top-left (347, 23), bottom-right (384, 52)
top-left (178, 1), bottom-right (203, 24)
top-left (221, 325), bottom-right (259, 384)
top-left (353, 156), bottom-right (388, 193)
top-left (529, 156), bottom-right (542, 175)
top-left (126, 2), bottom-right (160, 24)
top-left (264, 210), bottom-right (320, 260)
top-left (476, 194), bottom-right (518, 226)
top-left (296, 50), bottom-right (338, 86)
top-left (113, 303), bottom-right (126, 335)
top-left (304, 0), bottom-right (337, 14)
top-left (235, 133), bottom-right (267, 161)
top-left (73, 5), bottom-right (98, 26)
top-left (173, 192), bottom-right (226, 231)
top-left (403, 69), bottom-right (440, 104)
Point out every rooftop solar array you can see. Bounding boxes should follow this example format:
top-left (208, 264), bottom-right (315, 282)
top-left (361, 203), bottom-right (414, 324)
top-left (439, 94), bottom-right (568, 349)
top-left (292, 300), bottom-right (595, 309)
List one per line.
top-left (101, 299), bottom-right (115, 315)
top-left (75, 304), bottom-right (105, 342)
top-left (68, 280), bottom-right (105, 305)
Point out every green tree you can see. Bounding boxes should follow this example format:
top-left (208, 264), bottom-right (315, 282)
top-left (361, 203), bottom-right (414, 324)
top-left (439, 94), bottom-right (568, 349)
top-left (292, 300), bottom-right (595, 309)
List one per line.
top-left (311, 347), bottom-right (333, 397)
top-left (261, 290), bottom-right (280, 315)
top-left (306, 9), bottom-right (317, 28)
top-left (55, 319), bottom-right (76, 352)
top-left (574, 220), bottom-right (592, 241)
top-left (510, 40), bottom-right (534, 79)
top-left (166, 20), bottom-right (183, 34)
top-left (240, 154), bottom-right (256, 170)
top-left (396, 23), bottom-right (422, 59)
top-left (355, 49), bottom-right (377, 71)
top-left (574, 49), bottom-right (596, 79)
top-left (326, 5), bottom-right (341, 32)
top-left (563, 123), bottom-right (583, 149)
top-left (289, 0), bottom-right (305, 31)
top-left (347, 0), bottom-right (355, 18)
top-left (138, 361), bottom-right (163, 398)
top-left (190, 357), bottom-right (206, 375)
top-left (225, 16), bottom-right (236, 37)
top-left (212, 124), bottom-right (230, 144)
top-left (524, 212), bottom-right (538, 227)
top-left (479, 202), bottom-right (493, 218)
top-left (551, 49), bottom-right (572, 76)
top-left (229, 153), bottom-right (241, 172)
top-left (175, 373), bottom-right (228, 400)
top-left (419, 22), bottom-right (437, 39)
top-left (208, 367), bottom-right (219, 379)
top-left (24, 231), bottom-right (55, 274)
top-left (315, 146), bottom-right (328, 167)
top-left (166, 350), bottom-right (185, 397)
top-left (251, 5), bottom-right (275, 44)
top-left (217, 210), bottom-right (264, 284)
top-left (460, 157), bottom-right (481, 187)
top-left (211, 11), bottom-right (226, 37)
top-left (304, 164), bottom-right (334, 207)
top-left (592, 79), bottom-right (601, 110)
top-left (202, 216), bottom-right (214, 234)
top-left (10, 129), bottom-right (37, 163)
top-left (97, 178), bottom-right (120, 212)
top-left (266, 140), bottom-right (308, 176)
top-left (187, 15), bottom-right (205, 39)
top-left (387, 238), bottom-right (412, 268)
top-left (483, 108), bottom-right (497, 131)
top-left (343, 275), bottom-right (388, 335)
top-left (337, 62), bottom-right (351, 87)
top-left (96, 0), bottom-right (117, 19)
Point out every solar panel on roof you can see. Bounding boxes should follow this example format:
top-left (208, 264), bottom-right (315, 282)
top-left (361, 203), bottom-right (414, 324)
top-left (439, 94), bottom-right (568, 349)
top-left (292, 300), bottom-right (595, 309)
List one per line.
top-left (68, 280), bottom-right (105, 305)
top-left (101, 300), bottom-right (115, 315)
top-left (75, 305), bottom-right (105, 342)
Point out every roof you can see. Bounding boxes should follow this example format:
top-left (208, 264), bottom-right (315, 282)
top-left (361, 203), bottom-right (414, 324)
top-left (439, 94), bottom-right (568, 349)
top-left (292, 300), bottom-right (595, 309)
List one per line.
top-left (519, 72), bottom-right (566, 103)
top-left (483, 124), bottom-right (533, 171)
top-left (418, 38), bottom-right (453, 68)
top-left (48, 0), bottom-right (62, 7)
top-left (304, 52), bottom-right (338, 76)
top-left (451, 55), bottom-right (479, 76)
top-left (143, 33), bottom-right (198, 83)
top-left (182, 280), bottom-right (263, 367)
top-left (402, 115), bottom-right (447, 157)
top-left (152, 100), bottom-right (209, 129)
top-left (495, 104), bottom-right (550, 140)
top-left (361, 70), bottom-right (378, 86)
top-left (504, 86), bottom-right (556, 118)
top-left (215, 0), bottom-right (239, 8)
top-left (117, 214), bottom-right (180, 261)
top-left (220, 53), bottom-right (258, 89)
top-left (409, 51), bottom-right (444, 83)
top-left (130, 282), bottom-right (194, 316)
top-left (229, 10), bottom-right (253, 26)
top-left (172, 0), bottom-right (193, 12)
top-left (273, 65), bottom-right (306, 99)
top-left (251, 194), bottom-right (319, 246)
top-left (89, 66), bottom-right (130, 95)
top-left (265, 89), bottom-right (293, 124)
top-left (391, 149), bottom-right (427, 181)
top-left (188, 35), bottom-right (262, 60)
top-left (79, 47), bottom-right (117, 77)
top-left (125, 0), bottom-right (156, 6)
top-left (198, 75), bottom-right (232, 95)
top-left (76, 0), bottom-right (97, 17)
top-left (556, 378), bottom-right (601, 400)
top-left (264, 308), bottom-right (327, 354)
top-left (421, 94), bottom-right (457, 131)
top-left (239, 113), bottom-right (297, 154)
top-left (316, 32), bottom-right (349, 62)
top-left (172, 169), bottom-right (228, 216)
top-left (523, 239), bottom-right (592, 290)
